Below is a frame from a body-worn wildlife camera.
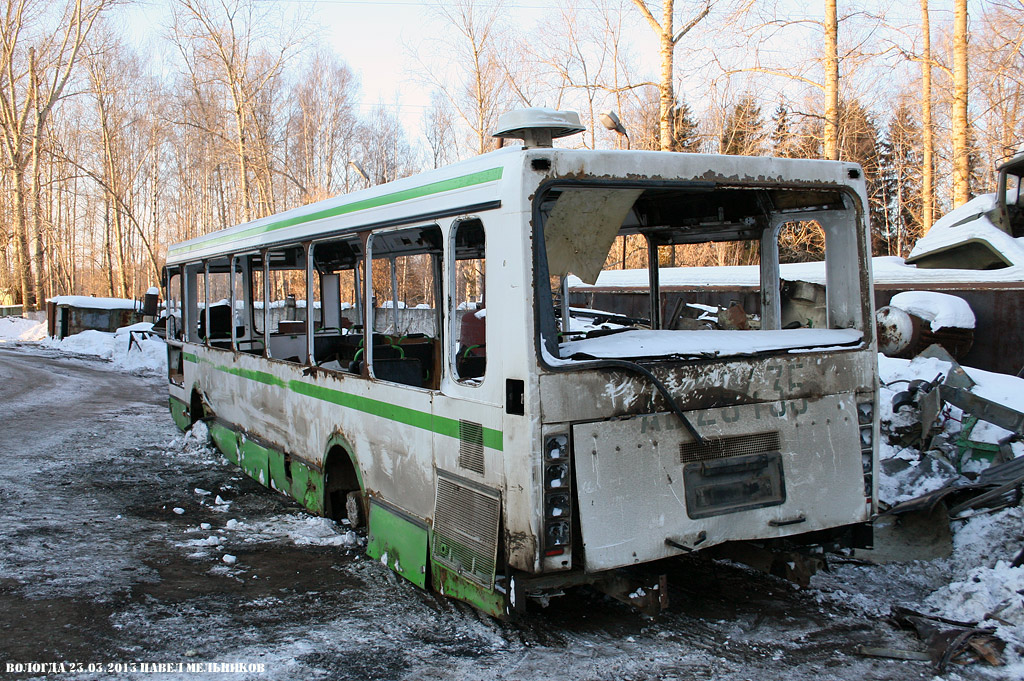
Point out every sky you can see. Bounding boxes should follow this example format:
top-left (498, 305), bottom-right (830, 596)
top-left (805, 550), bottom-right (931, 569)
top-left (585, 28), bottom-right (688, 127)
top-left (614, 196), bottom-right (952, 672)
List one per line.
top-left (117, 0), bottom-right (973, 151)
top-left (120, 0), bottom-right (662, 146)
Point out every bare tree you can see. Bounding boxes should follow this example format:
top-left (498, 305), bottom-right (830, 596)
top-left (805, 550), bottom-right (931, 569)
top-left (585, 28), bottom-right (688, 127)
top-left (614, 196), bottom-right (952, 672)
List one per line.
top-left (629, 0), bottom-right (715, 151)
top-left (423, 90), bottom-right (458, 169)
top-left (423, 0), bottom-right (511, 156)
top-left (920, 0), bottom-right (934, 230)
top-left (0, 0), bottom-right (108, 309)
top-left (171, 0), bottom-right (304, 222)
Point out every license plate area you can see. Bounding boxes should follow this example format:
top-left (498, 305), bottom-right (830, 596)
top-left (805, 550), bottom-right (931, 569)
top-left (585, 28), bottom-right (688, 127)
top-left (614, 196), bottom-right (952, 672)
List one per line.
top-left (683, 451), bottom-right (786, 519)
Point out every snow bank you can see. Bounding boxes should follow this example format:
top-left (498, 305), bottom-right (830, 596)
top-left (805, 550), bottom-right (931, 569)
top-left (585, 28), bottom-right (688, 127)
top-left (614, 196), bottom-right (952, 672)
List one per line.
top-left (41, 323), bottom-right (166, 374)
top-left (0, 316), bottom-right (46, 342)
top-left (887, 291), bottom-right (976, 330)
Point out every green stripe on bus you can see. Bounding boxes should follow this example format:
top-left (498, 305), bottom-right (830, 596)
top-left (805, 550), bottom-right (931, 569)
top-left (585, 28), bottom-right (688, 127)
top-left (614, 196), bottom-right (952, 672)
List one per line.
top-left (187, 354), bottom-right (503, 451)
top-left (289, 380), bottom-right (503, 452)
top-left (168, 167), bottom-right (504, 257)
top-left (183, 352), bottom-right (197, 363)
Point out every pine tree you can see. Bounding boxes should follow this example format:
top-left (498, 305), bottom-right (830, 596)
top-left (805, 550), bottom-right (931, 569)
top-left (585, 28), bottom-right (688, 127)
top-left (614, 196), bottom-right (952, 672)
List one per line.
top-left (720, 95), bottom-right (764, 156)
top-left (838, 99), bottom-right (885, 252)
top-left (672, 99), bottom-right (701, 152)
top-left (770, 100), bottom-right (797, 158)
top-left (880, 103), bottom-right (923, 257)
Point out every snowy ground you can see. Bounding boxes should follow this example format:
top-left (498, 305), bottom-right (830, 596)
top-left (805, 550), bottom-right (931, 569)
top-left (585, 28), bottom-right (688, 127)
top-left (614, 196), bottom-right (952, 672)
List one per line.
top-left (1, 317), bottom-right (1022, 679)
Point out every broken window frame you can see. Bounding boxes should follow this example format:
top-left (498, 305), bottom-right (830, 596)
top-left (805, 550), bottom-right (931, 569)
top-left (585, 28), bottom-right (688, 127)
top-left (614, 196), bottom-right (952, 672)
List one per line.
top-left (532, 179), bottom-right (868, 365)
top-left (450, 217), bottom-right (487, 386)
top-left (365, 223), bottom-right (443, 389)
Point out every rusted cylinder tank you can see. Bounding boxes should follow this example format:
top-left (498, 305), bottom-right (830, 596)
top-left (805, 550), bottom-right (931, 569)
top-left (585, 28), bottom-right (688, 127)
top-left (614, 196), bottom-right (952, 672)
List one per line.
top-left (876, 300), bottom-right (974, 359)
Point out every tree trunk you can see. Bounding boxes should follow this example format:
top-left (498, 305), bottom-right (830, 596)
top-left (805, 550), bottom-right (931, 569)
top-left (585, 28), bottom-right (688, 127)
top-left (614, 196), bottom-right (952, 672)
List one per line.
top-left (952, 0), bottom-right (970, 207)
top-left (29, 110), bottom-right (47, 303)
top-left (12, 169), bottom-right (35, 309)
top-left (921, 0), bottom-right (933, 231)
top-left (824, 0), bottom-right (839, 161)
top-left (659, 1), bottom-right (675, 151)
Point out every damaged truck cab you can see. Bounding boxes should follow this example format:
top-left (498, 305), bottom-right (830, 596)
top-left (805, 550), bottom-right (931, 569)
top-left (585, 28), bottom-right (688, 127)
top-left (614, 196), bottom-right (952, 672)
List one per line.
top-left (163, 108), bottom-right (878, 617)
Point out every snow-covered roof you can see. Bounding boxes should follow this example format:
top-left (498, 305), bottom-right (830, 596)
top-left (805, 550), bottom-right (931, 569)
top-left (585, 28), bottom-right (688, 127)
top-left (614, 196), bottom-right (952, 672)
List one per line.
top-left (49, 295), bottom-right (138, 311)
top-left (907, 193), bottom-right (1024, 267)
top-left (569, 255), bottom-right (1024, 291)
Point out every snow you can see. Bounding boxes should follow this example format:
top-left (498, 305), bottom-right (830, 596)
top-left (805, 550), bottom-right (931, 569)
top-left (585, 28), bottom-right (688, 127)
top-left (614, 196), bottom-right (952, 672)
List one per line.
top-left (49, 294), bottom-right (139, 310)
top-left (560, 328), bottom-right (862, 359)
top-left (872, 352), bottom-right (1024, 665)
top-left (909, 192), bottom-right (1024, 268)
top-left (0, 315), bottom-right (46, 341)
top-left (568, 251), bottom-right (1024, 291)
top-left (38, 323), bottom-right (167, 375)
top-left (887, 291), bottom-right (976, 330)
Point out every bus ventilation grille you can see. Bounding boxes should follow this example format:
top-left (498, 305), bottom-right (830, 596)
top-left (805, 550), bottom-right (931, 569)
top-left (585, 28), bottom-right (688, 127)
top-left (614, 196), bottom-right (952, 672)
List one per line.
top-left (680, 431), bottom-right (781, 463)
top-left (433, 473), bottom-right (500, 588)
top-left (458, 420), bottom-right (485, 475)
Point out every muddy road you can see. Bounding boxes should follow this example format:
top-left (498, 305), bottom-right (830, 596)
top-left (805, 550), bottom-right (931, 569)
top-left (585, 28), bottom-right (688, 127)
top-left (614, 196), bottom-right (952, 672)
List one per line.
top-left (0, 346), bottom-right (969, 680)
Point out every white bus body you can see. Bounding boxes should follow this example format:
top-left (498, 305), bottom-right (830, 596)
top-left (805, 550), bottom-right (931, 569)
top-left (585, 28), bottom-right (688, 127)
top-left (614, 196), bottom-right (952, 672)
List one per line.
top-left (164, 137), bottom-right (878, 617)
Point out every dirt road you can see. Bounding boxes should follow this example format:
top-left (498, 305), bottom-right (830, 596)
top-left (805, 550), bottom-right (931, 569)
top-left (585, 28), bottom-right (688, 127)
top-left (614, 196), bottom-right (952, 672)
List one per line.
top-left (0, 346), bottom-right (961, 680)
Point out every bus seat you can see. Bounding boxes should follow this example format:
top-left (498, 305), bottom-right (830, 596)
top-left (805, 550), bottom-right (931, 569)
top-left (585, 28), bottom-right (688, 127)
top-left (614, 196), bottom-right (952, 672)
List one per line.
top-left (372, 358), bottom-right (423, 387)
top-left (459, 308), bottom-right (486, 348)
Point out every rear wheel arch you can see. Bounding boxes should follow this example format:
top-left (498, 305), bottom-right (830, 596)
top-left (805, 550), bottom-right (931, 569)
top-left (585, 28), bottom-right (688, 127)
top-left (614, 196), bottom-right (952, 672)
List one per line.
top-left (189, 385), bottom-right (208, 425)
top-left (322, 437), bottom-right (365, 527)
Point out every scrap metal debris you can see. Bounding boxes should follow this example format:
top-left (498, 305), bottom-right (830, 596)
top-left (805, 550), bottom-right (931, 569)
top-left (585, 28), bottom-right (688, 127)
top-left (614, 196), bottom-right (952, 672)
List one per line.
top-left (890, 606), bottom-right (1005, 671)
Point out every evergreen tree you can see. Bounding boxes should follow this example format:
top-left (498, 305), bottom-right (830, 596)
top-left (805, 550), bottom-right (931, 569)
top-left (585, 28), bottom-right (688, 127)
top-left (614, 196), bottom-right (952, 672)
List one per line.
top-left (879, 102), bottom-right (923, 257)
top-left (672, 99), bottom-right (701, 152)
top-left (770, 100), bottom-right (797, 158)
top-left (720, 95), bottom-right (764, 156)
top-left (838, 99), bottom-right (885, 252)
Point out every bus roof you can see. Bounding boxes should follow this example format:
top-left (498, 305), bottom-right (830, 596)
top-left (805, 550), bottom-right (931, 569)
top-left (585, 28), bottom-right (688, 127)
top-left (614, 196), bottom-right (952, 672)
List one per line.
top-left (165, 146), bottom-right (865, 266)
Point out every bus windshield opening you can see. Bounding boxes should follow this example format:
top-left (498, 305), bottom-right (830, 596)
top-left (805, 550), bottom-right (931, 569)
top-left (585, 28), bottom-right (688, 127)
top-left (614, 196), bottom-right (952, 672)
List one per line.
top-left (536, 183), bottom-right (868, 363)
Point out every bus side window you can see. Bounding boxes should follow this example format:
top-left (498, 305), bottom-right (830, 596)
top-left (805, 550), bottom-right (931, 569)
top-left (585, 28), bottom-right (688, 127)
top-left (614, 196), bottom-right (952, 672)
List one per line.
top-left (205, 258), bottom-right (232, 349)
top-left (368, 225), bottom-right (441, 389)
top-left (309, 236), bottom-right (364, 374)
top-left (451, 219), bottom-right (486, 384)
top-left (266, 245), bottom-right (308, 364)
top-left (184, 262), bottom-right (203, 344)
top-left (165, 268), bottom-right (182, 341)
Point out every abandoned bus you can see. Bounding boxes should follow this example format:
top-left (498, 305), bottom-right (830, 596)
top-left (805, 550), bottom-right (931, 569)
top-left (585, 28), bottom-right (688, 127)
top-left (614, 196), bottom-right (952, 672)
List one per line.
top-left (163, 108), bottom-right (878, 617)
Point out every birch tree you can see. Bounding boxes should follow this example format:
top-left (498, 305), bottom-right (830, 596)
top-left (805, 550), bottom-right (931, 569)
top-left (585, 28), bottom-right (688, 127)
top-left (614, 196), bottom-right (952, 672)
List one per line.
top-left (0, 0), bottom-right (107, 309)
top-left (951, 0), bottom-right (970, 206)
top-left (171, 0), bottom-right (303, 222)
top-left (920, 0), bottom-right (934, 230)
top-left (629, 0), bottom-right (714, 151)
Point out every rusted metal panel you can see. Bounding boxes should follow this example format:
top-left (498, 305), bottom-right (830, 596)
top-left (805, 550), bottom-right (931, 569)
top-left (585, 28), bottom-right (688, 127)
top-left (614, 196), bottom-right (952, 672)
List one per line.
top-left (539, 350), bottom-right (876, 424)
top-left (874, 287), bottom-right (1024, 375)
top-left (571, 392), bottom-right (867, 572)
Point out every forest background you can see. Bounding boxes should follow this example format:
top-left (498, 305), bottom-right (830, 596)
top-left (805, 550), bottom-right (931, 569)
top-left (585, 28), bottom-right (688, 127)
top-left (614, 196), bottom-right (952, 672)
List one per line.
top-left (0, 0), bottom-right (1017, 310)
